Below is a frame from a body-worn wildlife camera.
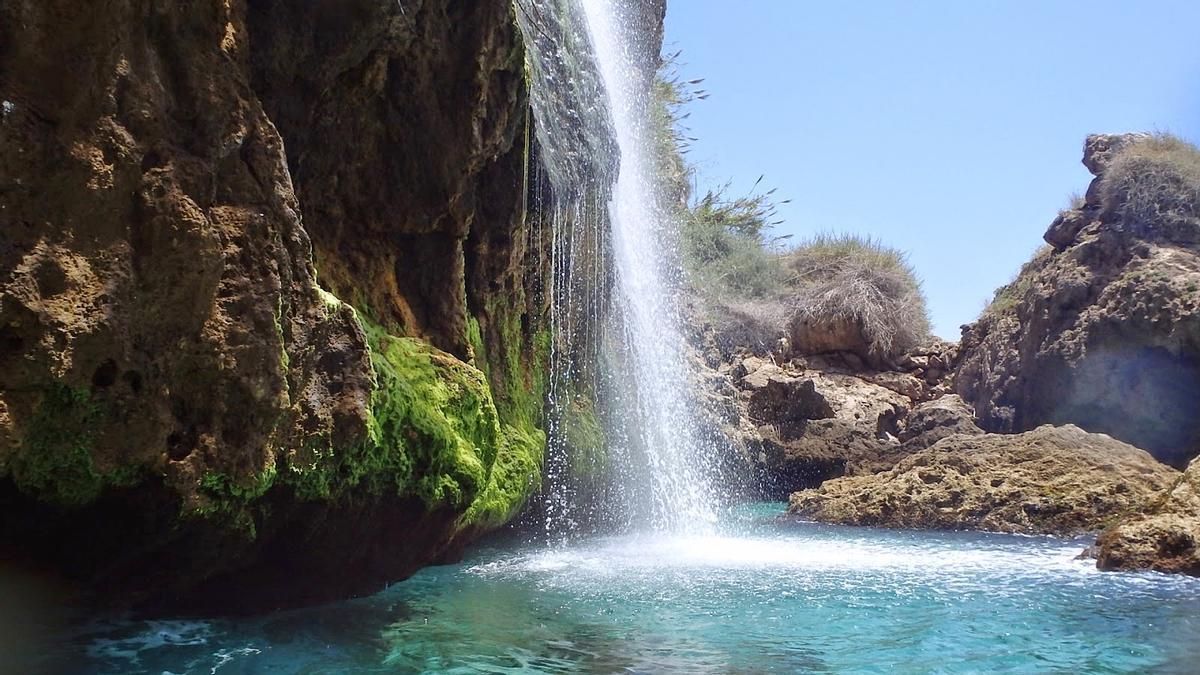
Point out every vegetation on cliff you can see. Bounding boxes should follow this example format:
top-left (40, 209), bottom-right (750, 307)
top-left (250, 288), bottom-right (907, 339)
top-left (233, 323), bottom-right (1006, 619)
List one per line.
top-left (1100, 133), bottom-right (1200, 238)
top-left (787, 234), bottom-right (930, 359)
top-left (653, 74), bottom-right (929, 360)
top-left (0, 0), bottom-right (551, 607)
top-left (958, 132), bottom-right (1200, 468)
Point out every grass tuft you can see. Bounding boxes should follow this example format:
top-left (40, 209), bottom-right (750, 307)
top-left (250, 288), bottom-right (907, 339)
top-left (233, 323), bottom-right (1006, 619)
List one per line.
top-left (1100, 133), bottom-right (1200, 238)
top-left (788, 234), bottom-right (931, 357)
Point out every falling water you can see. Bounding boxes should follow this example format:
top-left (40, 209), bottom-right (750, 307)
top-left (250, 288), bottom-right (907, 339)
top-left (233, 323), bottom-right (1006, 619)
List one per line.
top-left (577, 0), bottom-right (716, 531)
top-left (517, 0), bottom-right (716, 534)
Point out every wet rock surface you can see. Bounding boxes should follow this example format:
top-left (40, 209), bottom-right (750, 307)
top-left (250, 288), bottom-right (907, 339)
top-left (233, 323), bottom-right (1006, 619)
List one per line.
top-left (0, 0), bottom-right (551, 609)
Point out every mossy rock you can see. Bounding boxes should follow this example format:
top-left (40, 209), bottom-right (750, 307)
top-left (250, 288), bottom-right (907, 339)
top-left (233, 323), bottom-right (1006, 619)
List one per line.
top-left (6, 384), bottom-right (141, 507)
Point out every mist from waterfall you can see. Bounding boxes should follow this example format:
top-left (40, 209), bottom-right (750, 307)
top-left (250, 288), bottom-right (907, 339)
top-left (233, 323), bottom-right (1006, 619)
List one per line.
top-left (516, 0), bottom-right (717, 535)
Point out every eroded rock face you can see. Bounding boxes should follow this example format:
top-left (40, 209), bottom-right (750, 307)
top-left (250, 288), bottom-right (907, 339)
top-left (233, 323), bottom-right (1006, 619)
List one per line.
top-left (788, 425), bottom-right (1178, 535)
top-left (898, 394), bottom-right (983, 450)
top-left (725, 354), bottom-right (932, 495)
top-left (0, 0), bottom-right (549, 609)
top-left (956, 134), bottom-right (1200, 467)
top-left (247, 0), bottom-right (529, 359)
top-left (1097, 456), bottom-right (1200, 576)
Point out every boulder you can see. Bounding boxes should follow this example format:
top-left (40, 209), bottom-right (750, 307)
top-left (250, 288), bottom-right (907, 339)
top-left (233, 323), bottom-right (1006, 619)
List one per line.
top-left (1081, 133), bottom-right (1151, 176)
top-left (1096, 456), bottom-right (1200, 576)
top-left (899, 394), bottom-right (982, 449)
top-left (788, 425), bottom-right (1179, 535)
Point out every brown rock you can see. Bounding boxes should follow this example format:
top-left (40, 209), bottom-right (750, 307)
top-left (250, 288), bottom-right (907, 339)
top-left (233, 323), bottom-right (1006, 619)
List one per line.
top-left (1082, 133), bottom-right (1151, 176)
top-left (738, 367), bottom-right (909, 492)
top-left (957, 135), bottom-right (1200, 468)
top-left (788, 425), bottom-right (1178, 535)
top-left (899, 394), bottom-right (982, 449)
top-left (789, 316), bottom-right (875, 364)
top-left (0, 0), bottom-right (554, 610)
top-left (1097, 457), bottom-right (1200, 576)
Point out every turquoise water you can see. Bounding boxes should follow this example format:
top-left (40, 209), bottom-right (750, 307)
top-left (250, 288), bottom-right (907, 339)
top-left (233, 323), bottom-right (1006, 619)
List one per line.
top-left (43, 504), bottom-right (1200, 673)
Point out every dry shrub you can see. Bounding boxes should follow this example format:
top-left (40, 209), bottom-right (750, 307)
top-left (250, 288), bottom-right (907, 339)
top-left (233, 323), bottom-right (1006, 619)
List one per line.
top-left (788, 234), bottom-right (931, 358)
top-left (1101, 133), bottom-right (1200, 240)
top-left (707, 297), bottom-right (792, 355)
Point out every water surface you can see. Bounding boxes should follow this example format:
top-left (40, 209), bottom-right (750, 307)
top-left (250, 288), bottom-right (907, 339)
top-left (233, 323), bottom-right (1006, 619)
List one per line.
top-left (45, 504), bottom-right (1200, 673)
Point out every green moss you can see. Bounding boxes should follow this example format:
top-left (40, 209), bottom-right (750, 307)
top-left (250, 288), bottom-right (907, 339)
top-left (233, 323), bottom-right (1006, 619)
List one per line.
top-left (463, 423), bottom-right (546, 529)
top-left (9, 384), bottom-right (138, 507)
top-left (366, 319), bottom-right (494, 509)
top-left (458, 294), bottom-right (551, 529)
top-left (186, 304), bottom-right (509, 535)
top-left (563, 395), bottom-right (606, 478)
top-left (271, 313), bottom-right (501, 514)
top-left (193, 467), bottom-right (279, 537)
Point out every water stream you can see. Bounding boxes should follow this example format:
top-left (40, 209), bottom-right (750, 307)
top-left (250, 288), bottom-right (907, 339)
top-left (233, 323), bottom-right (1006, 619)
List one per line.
top-left (520, 0), bottom-right (716, 536)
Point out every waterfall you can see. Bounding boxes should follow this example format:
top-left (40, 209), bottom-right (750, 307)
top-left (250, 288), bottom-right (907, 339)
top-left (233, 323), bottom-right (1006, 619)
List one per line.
top-left (517, 0), bottom-right (717, 535)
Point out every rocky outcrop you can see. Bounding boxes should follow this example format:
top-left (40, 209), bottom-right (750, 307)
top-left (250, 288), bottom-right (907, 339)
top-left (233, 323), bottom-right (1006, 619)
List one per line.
top-left (0, 0), bottom-right (550, 609)
top-left (897, 394), bottom-right (983, 450)
top-left (788, 425), bottom-right (1179, 535)
top-left (734, 355), bottom-right (908, 491)
top-left (956, 133), bottom-right (1200, 468)
top-left (692, 337), bottom-right (968, 498)
top-left (1096, 456), bottom-right (1200, 576)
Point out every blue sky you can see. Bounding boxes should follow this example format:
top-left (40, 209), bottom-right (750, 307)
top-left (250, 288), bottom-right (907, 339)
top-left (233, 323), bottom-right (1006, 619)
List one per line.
top-left (664, 1), bottom-right (1200, 339)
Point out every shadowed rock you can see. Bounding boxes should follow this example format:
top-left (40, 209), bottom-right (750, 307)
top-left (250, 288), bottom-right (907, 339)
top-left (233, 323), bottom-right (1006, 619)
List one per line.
top-left (957, 133), bottom-right (1200, 468)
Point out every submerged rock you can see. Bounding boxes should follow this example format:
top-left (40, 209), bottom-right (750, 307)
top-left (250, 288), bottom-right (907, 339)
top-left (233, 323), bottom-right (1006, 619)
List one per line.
top-left (1097, 456), bottom-right (1200, 576)
top-left (787, 425), bottom-right (1179, 535)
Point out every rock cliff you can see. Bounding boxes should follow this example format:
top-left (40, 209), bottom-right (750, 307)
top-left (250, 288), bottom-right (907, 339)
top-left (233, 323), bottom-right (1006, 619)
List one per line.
top-left (956, 133), bottom-right (1200, 468)
top-left (0, 0), bottom-right (556, 609)
top-left (690, 323), bottom-right (963, 499)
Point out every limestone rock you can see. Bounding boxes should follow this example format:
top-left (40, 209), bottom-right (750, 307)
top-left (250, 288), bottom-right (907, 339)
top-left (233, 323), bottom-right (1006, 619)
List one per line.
top-left (736, 361), bottom-right (909, 492)
top-left (899, 394), bottom-right (982, 449)
top-left (1082, 133), bottom-right (1151, 176)
top-left (788, 425), bottom-right (1178, 535)
top-left (1096, 456), bottom-right (1200, 576)
top-left (957, 134), bottom-right (1200, 468)
top-left (0, 0), bottom-right (555, 610)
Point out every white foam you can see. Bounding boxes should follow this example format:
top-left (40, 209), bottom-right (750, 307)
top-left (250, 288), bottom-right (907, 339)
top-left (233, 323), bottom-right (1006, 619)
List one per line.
top-left (470, 531), bottom-right (1094, 581)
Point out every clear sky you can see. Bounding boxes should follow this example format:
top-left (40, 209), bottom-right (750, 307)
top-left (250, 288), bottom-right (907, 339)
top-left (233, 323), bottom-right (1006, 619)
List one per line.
top-left (664, 1), bottom-right (1200, 339)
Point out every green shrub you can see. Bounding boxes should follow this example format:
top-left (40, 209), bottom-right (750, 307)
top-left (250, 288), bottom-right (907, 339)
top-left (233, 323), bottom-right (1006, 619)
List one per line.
top-left (984, 244), bottom-right (1052, 317)
top-left (788, 234), bottom-right (931, 357)
top-left (650, 65), bottom-right (928, 358)
top-left (681, 189), bottom-right (788, 300)
top-left (1101, 133), bottom-right (1200, 237)
top-left (649, 73), bottom-right (693, 207)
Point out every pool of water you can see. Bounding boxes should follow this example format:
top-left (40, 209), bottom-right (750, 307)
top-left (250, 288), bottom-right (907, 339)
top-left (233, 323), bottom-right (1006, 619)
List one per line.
top-left (37, 504), bottom-right (1200, 673)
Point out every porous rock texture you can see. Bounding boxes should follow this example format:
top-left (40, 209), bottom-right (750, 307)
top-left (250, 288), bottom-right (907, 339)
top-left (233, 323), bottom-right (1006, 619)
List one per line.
top-left (788, 425), bottom-right (1179, 535)
top-left (956, 133), bottom-right (1200, 468)
top-left (0, 0), bottom-right (551, 609)
top-left (688, 319), bottom-right (968, 499)
top-left (1097, 456), bottom-right (1200, 576)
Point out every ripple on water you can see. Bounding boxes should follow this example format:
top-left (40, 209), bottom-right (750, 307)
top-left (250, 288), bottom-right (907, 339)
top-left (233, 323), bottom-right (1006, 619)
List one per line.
top-left (43, 509), bottom-right (1200, 674)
